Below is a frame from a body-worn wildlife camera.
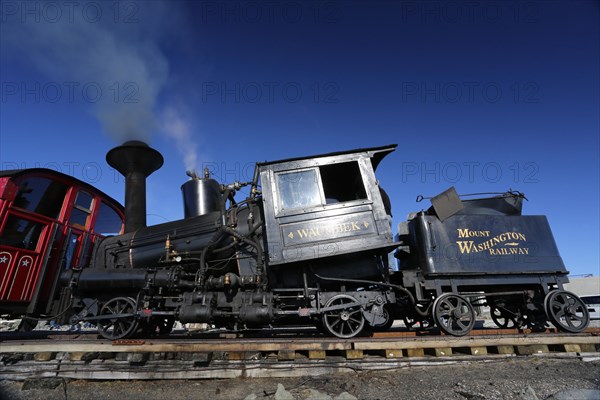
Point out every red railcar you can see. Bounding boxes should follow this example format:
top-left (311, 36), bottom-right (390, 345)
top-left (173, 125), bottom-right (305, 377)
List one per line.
top-left (0, 169), bottom-right (123, 330)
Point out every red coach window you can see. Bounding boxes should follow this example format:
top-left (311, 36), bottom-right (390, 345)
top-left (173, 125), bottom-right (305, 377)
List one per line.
top-left (69, 191), bottom-right (94, 228)
top-left (13, 177), bottom-right (69, 219)
top-left (94, 201), bottom-right (123, 236)
top-left (1, 216), bottom-right (44, 251)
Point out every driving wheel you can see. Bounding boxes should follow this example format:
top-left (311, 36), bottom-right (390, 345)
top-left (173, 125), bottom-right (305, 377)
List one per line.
top-left (97, 297), bottom-right (139, 340)
top-left (322, 294), bottom-right (365, 339)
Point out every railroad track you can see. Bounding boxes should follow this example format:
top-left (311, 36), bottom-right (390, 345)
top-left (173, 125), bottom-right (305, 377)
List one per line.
top-left (1, 328), bottom-right (599, 381)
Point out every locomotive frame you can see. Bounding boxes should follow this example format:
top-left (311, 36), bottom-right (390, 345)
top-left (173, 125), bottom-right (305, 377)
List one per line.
top-left (0, 142), bottom-right (590, 339)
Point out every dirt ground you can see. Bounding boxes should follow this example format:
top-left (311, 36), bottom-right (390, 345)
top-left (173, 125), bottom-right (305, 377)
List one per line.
top-left (1, 357), bottom-right (599, 400)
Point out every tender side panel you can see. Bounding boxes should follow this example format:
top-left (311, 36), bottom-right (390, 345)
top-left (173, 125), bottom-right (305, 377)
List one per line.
top-left (410, 214), bottom-right (567, 275)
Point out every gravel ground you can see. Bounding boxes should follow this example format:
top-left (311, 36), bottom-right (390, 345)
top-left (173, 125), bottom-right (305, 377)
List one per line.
top-left (1, 357), bottom-right (599, 400)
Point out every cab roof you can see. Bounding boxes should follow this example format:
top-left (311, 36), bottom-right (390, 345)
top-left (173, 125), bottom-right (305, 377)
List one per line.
top-left (256, 144), bottom-right (397, 171)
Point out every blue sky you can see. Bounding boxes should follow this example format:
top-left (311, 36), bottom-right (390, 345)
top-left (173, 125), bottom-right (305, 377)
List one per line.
top-left (1, 1), bottom-right (598, 276)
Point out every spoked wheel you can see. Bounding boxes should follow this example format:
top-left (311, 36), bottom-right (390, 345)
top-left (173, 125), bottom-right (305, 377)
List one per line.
top-left (97, 297), bottom-right (139, 340)
top-left (490, 306), bottom-right (517, 329)
top-left (322, 294), bottom-right (365, 339)
top-left (433, 293), bottom-right (476, 336)
top-left (544, 290), bottom-right (589, 333)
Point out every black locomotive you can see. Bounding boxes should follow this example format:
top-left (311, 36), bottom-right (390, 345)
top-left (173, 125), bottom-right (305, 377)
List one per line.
top-left (3, 141), bottom-right (590, 339)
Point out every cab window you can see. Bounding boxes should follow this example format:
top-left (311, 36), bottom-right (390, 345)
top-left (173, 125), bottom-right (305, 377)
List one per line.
top-left (320, 162), bottom-right (367, 203)
top-left (276, 161), bottom-right (368, 212)
top-left (277, 169), bottom-right (321, 210)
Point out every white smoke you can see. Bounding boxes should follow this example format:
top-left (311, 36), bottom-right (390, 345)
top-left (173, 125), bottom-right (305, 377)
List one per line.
top-left (160, 107), bottom-right (198, 172)
top-left (1, 3), bottom-right (202, 171)
top-left (1, 3), bottom-right (170, 142)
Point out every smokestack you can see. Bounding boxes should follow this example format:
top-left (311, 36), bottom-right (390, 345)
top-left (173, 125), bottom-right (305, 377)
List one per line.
top-left (106, 141), bottom-right (164, 233)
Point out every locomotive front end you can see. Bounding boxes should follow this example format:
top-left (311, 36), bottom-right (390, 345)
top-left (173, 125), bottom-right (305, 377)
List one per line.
top-left (66, 141), bottom-right (270, 338)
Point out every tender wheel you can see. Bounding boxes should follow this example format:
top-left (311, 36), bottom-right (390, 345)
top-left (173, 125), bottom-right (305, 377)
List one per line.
top-left (322, 294), bottom-right (365, 339)
top-left (97, 297), bottom-right (139, 340)
top-left (433, 293), bottom-right (476, 336)
top-left (544, 290), bottom-right (589, 333)
top-left (490, 306), bottom-right (517, 329)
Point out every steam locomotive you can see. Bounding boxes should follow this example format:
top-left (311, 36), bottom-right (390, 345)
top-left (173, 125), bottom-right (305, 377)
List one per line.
top-left (0, 141), bottom-right (590, 339)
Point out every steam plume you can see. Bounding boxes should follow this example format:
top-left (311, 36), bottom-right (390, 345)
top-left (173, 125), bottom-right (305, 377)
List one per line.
top-left (1, 4), bottom-right (169, 142)
top-left (160, 107), bottom-right (198, 171)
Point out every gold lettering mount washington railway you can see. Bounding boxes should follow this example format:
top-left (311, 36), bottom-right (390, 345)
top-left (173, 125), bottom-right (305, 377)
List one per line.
top-left (455, 228), bottom-right (529, 256)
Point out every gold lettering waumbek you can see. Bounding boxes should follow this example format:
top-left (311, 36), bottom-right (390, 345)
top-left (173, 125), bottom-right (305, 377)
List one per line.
top-left (293, 220), bottom-right (365, 240)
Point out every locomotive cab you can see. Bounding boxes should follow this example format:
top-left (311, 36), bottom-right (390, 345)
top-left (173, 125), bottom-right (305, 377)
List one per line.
top-left (258, 145), bottom-right (398, 283)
